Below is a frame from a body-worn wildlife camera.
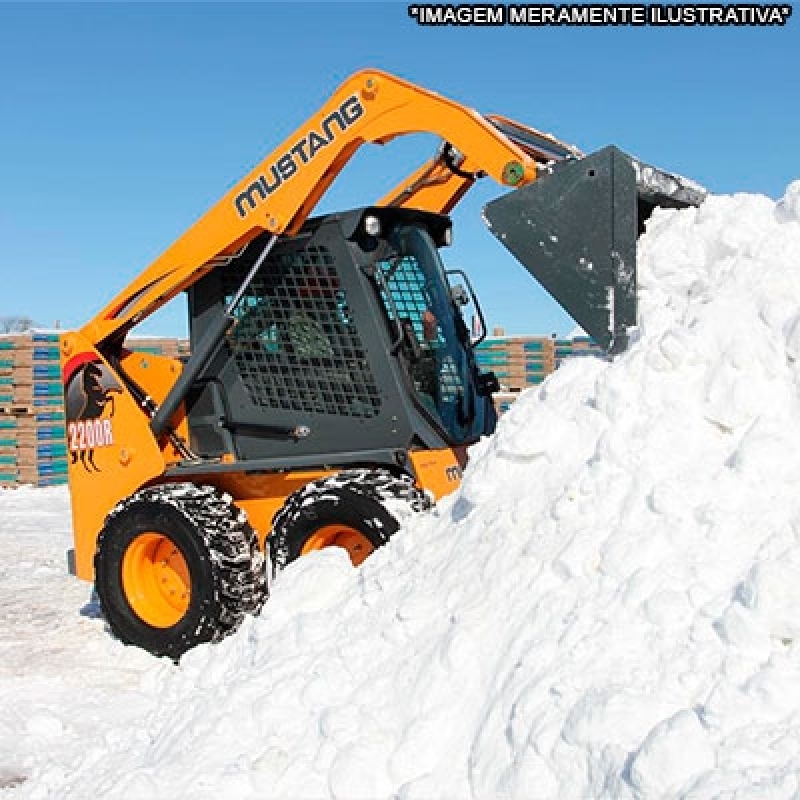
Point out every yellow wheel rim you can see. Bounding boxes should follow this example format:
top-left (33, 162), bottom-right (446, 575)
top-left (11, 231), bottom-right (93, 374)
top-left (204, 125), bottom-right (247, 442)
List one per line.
top-left (300, 524), bottom-right (375, 566)
top-left (121, 532), bottom-right (191, 628)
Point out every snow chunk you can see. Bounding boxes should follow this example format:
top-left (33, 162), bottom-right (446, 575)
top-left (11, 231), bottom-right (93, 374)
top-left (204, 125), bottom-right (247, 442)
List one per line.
top-left (629, 710), bottom-right (715, 795)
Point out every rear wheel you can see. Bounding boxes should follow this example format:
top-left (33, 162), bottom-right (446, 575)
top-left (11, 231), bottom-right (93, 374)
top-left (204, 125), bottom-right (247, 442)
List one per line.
top-left (94, 483), bottom-right (267, 660)
top-left (269, 469), bottom-right (431, 572)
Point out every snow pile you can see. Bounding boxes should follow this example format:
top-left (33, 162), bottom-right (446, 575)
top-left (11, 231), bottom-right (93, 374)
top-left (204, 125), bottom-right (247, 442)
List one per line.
top-left (3, 182), bottom-right (800, 798)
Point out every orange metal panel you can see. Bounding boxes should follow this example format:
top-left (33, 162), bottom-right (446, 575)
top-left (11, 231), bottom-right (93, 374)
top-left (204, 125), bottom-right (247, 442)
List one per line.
top-left (185, 469), bottom-right (337, 547)
top-left (61, 331), bottom-right (167, 581)
top-left (118, 349), bottom-right (190, 458)
top-left (408, 447), bottom-right (464, 501)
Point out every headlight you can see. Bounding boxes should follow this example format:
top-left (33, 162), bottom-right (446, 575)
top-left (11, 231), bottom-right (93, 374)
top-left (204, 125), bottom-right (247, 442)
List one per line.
top-left (364, 215), bottom-right (382, 237)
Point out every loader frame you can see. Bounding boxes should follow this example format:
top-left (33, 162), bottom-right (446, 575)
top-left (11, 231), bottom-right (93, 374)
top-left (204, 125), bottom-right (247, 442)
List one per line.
top-left (62, 68), bottom-right (582, 582)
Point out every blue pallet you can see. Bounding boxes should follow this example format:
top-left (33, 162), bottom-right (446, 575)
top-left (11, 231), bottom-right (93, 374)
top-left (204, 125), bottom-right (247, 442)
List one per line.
top-left (30, 462), bottom-right (69, 476)
top-left (36, 444), bottom-right (68, 458)
top-left (32, 365), bottom-right (61, 379)
top-left (33, 398), bottom-right (63, 407)
top-left (34, 411), bottom-right (64, 422)
top-left (34, 427), bottom-right (66, 440)
top-left (32, 347), bottom-right (60, 361)
top-left (35, 475), bottom-right (68, 486)
top-left (33, 385), bottom-right (64, 397)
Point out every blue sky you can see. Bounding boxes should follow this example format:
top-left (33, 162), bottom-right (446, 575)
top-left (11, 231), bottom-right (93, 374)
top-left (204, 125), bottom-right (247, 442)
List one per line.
top-left (0, 2), bottom-right (797, 338)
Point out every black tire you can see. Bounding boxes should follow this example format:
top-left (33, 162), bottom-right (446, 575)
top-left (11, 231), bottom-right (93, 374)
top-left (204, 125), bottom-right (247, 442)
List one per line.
top-left (94, 483), bottom-right (267, 660)
top-left (269, 468), bottom-right (432, 573)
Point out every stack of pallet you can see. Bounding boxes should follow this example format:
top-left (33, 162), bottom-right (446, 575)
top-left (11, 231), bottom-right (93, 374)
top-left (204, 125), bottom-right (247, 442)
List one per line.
top-left (518, 338), bottom-right (558, 387)
top-left (0, 333), bottom-right (68, 488)
top-left (476, 328), bottom-right (605, 414)
top-left (475, 332), bottom-right (557, 392)
top-left (554, 336), bottom-right (605, 368)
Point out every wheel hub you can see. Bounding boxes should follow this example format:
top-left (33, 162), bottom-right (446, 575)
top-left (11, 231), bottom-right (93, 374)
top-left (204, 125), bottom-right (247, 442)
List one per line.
top-left (301, 524), bottom-right (375, 566)
top-left (121, 532), bottom-right (191, 628)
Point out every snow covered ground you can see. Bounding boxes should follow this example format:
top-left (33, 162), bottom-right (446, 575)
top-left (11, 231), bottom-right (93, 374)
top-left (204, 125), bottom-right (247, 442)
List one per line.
top-left (3, 181), bottom-right (800, 799)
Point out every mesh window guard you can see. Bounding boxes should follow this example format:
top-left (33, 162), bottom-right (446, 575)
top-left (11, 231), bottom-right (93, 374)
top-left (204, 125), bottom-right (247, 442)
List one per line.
top-left (222, 245), bottom-right (382, 418)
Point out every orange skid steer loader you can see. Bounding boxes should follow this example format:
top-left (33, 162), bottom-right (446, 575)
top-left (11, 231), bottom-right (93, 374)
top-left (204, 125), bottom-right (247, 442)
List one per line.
top-left (61, 69), bottom-right (704, 659)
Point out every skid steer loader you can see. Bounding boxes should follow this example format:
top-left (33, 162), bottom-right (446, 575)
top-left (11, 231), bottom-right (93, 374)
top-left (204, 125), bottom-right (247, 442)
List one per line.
top-left (61, 69), bottom-right (705, 658)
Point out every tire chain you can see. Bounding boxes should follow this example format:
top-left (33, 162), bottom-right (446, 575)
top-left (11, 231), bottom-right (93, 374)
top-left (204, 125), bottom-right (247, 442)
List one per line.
top-left (102, 482), bottom-right (267, 641)
top-left (269, 468), bottom-right (432, 569)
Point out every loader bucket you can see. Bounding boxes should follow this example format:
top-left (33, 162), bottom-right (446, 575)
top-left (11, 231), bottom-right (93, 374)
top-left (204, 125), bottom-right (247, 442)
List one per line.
top-left (483, 145), bottom-right (705, 353)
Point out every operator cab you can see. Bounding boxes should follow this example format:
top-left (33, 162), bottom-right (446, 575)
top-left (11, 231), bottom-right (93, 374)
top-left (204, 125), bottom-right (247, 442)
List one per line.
top-left (186, 207), bottom-right (497, 468)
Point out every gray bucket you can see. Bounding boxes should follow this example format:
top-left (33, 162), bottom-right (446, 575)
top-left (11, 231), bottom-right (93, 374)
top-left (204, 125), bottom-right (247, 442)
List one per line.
top-left (483, 146), bottom-right (705, 353)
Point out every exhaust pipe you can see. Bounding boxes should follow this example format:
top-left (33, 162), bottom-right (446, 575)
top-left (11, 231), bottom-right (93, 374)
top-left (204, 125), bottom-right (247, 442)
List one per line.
top-left (483, 146), bottom-right (706, 353)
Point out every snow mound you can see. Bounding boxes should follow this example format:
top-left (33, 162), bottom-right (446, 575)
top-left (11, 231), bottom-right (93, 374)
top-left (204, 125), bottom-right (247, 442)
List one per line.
top-left (7, 182), bottom-right (800, 799)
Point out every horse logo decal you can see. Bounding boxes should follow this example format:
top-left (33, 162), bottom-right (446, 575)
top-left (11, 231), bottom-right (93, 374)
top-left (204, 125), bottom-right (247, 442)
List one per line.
top-left (63, 355), bottom-right (123, 473)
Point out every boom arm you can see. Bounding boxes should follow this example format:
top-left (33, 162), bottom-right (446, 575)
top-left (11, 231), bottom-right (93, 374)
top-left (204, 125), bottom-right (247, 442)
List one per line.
top-left (379, 113), bottom-right (582, 213)
top-left (83, 69), bottom-right (577, 348)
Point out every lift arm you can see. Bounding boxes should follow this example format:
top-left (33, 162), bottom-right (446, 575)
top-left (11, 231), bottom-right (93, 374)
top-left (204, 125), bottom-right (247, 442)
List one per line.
top-left (379, 113), bottom-right (582, 213)
top-left (83, 69), bottom-right (575, 349)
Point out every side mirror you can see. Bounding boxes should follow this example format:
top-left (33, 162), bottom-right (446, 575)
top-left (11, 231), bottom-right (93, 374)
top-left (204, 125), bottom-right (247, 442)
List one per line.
top-left (446, 269), bottom-right (488, 346)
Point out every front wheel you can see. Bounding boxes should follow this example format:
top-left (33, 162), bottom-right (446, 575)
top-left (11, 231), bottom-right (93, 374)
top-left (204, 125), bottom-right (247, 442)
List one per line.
top-left (269, 469), bottom-right (431, 572)
top-left (94, 483), bottom-right (267, 660)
